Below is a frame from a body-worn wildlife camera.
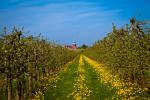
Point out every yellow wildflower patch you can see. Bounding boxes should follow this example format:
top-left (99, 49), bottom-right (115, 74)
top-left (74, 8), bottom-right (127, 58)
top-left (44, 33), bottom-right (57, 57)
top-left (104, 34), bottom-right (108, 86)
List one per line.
top-left (83, 55), bottom-right (148, 99)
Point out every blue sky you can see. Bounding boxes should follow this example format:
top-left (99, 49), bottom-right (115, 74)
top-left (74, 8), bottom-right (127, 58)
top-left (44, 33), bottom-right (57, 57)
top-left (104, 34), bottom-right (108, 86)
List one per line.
top-left (0, 0), bottom-right (150, 46)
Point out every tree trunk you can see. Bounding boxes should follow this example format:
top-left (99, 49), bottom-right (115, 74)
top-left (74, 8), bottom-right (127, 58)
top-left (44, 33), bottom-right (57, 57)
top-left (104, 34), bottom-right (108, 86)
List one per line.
top-left (42, 68), bottom-right (46, 79)
top-left (16, 78), bottom-right (22, 100)
top-left (28, 66), bottom-right (32, 99)
top-left (7, 75), bottom-right (12, 100)
top-left (16, 78), bottom-right (19, 100)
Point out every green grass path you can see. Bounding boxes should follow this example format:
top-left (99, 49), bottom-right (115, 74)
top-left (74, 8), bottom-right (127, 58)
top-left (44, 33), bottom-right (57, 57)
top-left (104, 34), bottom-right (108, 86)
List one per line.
top-left (44, 58), bottom-right (79, 100)
top-left (44, 56), bottom-right (118, 100)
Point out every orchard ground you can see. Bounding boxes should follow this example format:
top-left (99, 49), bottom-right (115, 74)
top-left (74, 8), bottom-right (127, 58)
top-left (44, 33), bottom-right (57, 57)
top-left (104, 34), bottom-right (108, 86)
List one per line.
top-left (42, 55), bottom-right (149, 100)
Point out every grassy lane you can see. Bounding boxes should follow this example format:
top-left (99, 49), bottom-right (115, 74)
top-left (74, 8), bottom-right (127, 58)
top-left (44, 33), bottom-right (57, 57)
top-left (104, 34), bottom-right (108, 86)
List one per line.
top-left (44, 57), bottom-right (79, 100)
top-left (68, 55), bottom-right (91, 100)
top-left (44, 55), bottom-right (118, 100)
top-left (83, 58), bottom-right (118, 100)
top-left (44, 55), bottom-right (149, 100)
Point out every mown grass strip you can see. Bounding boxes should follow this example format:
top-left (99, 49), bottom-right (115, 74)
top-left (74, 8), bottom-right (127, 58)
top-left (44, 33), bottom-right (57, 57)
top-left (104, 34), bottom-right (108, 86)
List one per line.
top-left (67, 55), bottom-right (91, 100)
top-left (44, 57), bottom-right (79, 100)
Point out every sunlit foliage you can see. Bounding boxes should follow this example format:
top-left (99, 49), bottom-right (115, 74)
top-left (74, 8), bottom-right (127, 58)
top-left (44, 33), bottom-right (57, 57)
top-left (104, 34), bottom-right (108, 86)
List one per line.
top-left (0, 27), bottom-right (77, 100)
top-left (84, 18), bottom-right (150, 92)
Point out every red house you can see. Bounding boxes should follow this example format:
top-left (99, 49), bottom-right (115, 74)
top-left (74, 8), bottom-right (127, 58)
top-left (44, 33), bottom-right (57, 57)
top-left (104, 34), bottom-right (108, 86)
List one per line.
top-left (65, 41), bottom-right (77, 50)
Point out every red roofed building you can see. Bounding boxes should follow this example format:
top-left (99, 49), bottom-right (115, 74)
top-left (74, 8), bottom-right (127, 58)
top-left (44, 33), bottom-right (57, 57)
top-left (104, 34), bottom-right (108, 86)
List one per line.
top-left (65, 41), bottom-right (77, 50)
